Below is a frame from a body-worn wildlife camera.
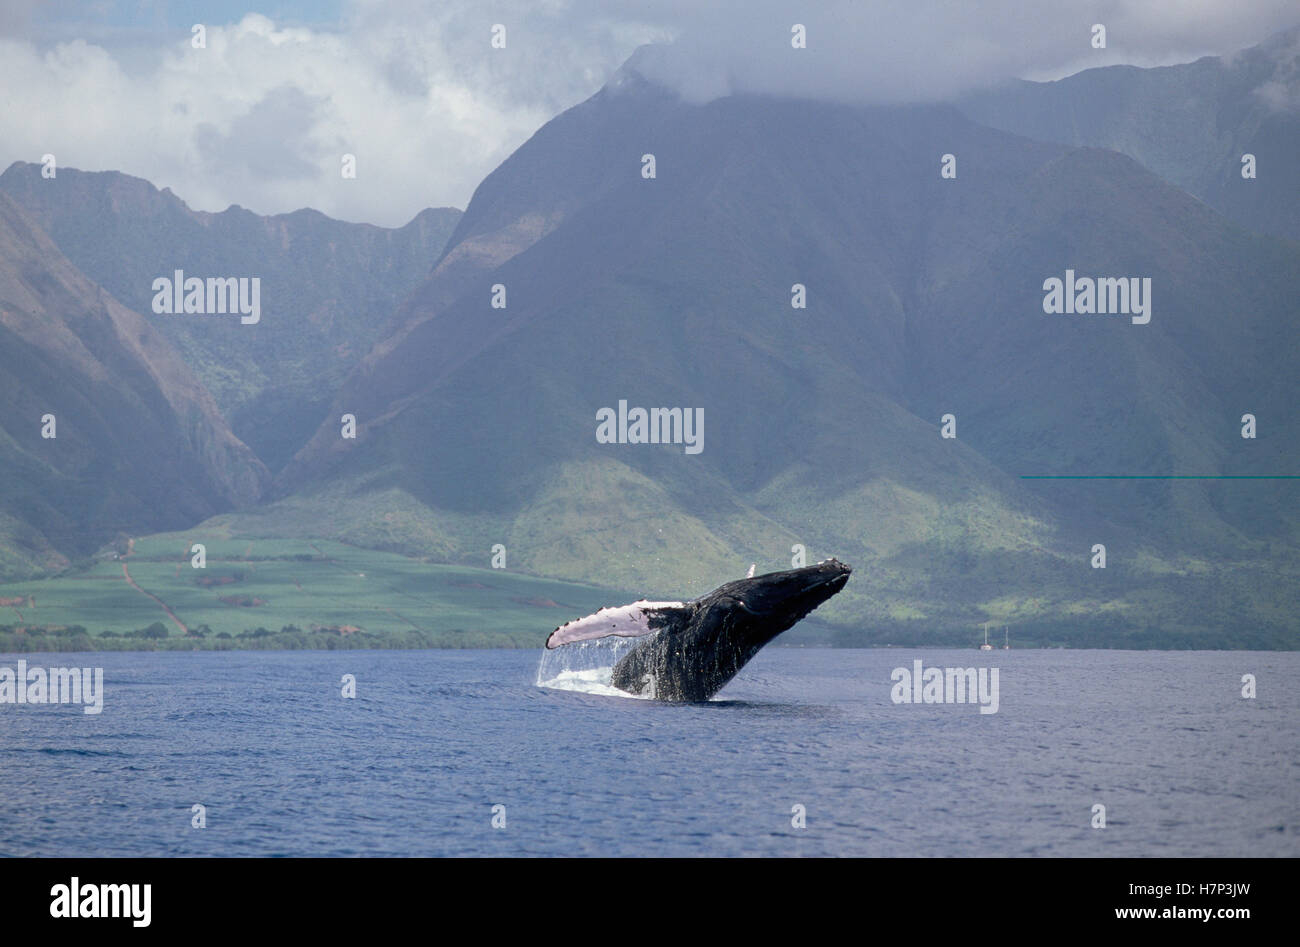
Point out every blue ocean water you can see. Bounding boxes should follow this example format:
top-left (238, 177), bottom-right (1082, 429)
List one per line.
top-left (1, 648), bottom-right (1295, 856)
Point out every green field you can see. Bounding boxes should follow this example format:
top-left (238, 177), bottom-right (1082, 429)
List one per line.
top-left (0, 535), bottom-right (633, 652)
top-left (4, 528), bottom-right (1295, 653)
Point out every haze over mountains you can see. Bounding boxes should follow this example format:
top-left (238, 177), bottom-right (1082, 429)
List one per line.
top-left (1, 29), bottom-right (1296, 646)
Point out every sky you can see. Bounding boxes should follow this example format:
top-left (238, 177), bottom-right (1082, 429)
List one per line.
top-left (0, 0), bottom-right (1295, 226)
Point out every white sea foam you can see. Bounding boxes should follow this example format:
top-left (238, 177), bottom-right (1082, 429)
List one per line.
top-left (535, 634), bottom-right (656, 699)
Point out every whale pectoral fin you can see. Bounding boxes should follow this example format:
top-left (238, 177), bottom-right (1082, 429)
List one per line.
top-left (546, 600), bottom-right (686, 649)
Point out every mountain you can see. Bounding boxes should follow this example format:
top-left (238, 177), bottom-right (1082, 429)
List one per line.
top-left (241, 65), bottom-right (1299, 646)
top-left (0, 163), bottom-right (461, 471)
top-left (0, 193), bottom-right (268, 578)
top-left (958, 25), bottom-right (1300, 241)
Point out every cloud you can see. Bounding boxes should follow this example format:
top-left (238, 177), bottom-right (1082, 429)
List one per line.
top-left (621, 0), bottom-right (1300, 103)
top-left (0, 0), bottom-right (45, 37)
top-left (1250, 25), bottom-right (1300, 111)
top-left (0, 8), bottom-right (659, 225)
top-left (0, 1), bottom-right (1294, 226)
top-left (195, 85), bottom-right (328, 182)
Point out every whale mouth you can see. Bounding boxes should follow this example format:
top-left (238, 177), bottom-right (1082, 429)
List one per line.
top-left (809, 561), bottom-right (852, 591)
top-left (799, 563), bottom-right (853, 603)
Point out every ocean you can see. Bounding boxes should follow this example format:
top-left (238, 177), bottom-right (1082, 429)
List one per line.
top-left (2, 647), bottom-right (1295, 856)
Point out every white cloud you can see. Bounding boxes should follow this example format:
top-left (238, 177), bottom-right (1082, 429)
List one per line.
top-left (623, 0), bottom-right (1300, 102)
top-left (0, 1), bottom-right (1293, 226)
top-left (0, 8), bottom-right (660, 225)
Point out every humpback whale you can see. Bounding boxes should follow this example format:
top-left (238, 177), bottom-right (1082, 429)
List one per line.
top-left (546, 559), bottom-right (852, 701)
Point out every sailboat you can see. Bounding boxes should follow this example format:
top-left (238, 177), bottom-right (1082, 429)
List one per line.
top-left (979, 623), bottom-right (993, 651)
top-left (1002, 626), bottom-right (1010, 650)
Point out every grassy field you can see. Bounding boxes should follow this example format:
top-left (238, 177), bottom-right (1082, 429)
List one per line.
top-left (3, 529), bottom-right (1295, 653)
top-left (0, 536), bottom-right (634, 652)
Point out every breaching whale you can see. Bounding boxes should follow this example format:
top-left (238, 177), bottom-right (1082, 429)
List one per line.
top-left (545, 559), bottom-right (852, 701)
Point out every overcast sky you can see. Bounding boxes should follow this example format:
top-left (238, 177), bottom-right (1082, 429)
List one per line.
top-left (1, 0), bottom-right (1295, 226)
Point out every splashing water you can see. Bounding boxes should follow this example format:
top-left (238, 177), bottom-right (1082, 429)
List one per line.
top-left (535, 634), bottom-right (657, 698)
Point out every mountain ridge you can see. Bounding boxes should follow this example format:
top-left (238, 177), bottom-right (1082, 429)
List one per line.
top-left (957, 24), bottom-right (1300, 240)
top-left (0, 161), bottom-right (462, 472)
top-left (0, 191), bottom-right (269, 577)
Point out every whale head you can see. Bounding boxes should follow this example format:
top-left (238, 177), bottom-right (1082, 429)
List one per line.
top-left (708, 558), bottom-right (853, 646)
